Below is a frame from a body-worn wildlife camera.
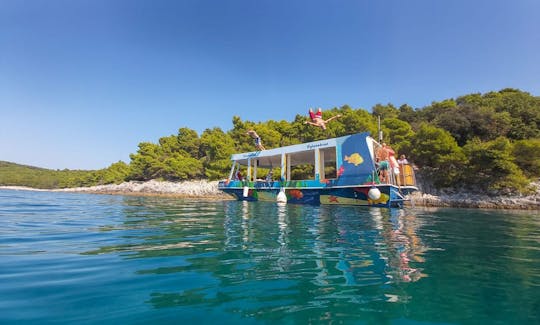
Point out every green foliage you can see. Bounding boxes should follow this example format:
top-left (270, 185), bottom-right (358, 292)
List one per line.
top-left (410, 123), bottom-right (467, 187)
top-left (4, 88), bottom-right (539, 193)
top-left (372, 103), bottom-right (399, 120)
top-left (463, 138), bottom-right (530, 193)
top-left (200, 127), bottom-right (236, 180)
top-left (381, 118), bottom-right (414, 153)
top-left (455, 89), bottom-right (540, 140)
top-left (433, 103), bottom-right (512, 146)
top-left (0, 161), bottom-right (129, 189)
top-left (128, 142), bottom-right (165, 180)
top-left (128, 127), bottom-right (204, 181)
top-left (512, 138), bottom-right (540, 178)
top-left (398, 104), bottom-right (420, 125)
top-left (420, 99), bottom-right (457, 122)
top-left (92, 161), bottom-right (131, 185)
top-left (488, 89), bottom-right (540, 140)
top-left (339, 106), bottom-right (377, 136)
top-left (177, 127), bottom-right (201, 158)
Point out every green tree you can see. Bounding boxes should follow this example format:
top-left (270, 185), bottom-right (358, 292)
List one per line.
top-left (458, 89), bottom-right (540, 140)
top-left (339, 105), bottom-right (377, 136)
top-left (398, 104), bottom-right (420, 125)
top-left (432, 108), bottom-right (471, 146)
top-left (200, 127), bottom-right (236, 180)
top-left (432, 105), bottom-right (512, 146)
top-left (512, 138), bottom-right (540, 178)
top-left (495, 89), bottom-right (540, 140)
top-left (162, 152), bottom-right (204, 180)
top-left (463, 137), bottom-right (530, 193)
top-left (158, 135), bottom-right (181, 153)
top-left (177, 127), bottom-right (201, 158)
top-left (98, 161), bottom-right (130, 184)
top-left (266, 119), bottom-right (301, 147)
top-left (372, 103), bottom-right (399, 120)
top-left (410, 123), bottom-right (467, 187)
top-left (419, 99), bottom-right (457, 122)
top-left (128, 142), bottom-right (166, 180)
top-left (381, 118), bottom-right (414, 153)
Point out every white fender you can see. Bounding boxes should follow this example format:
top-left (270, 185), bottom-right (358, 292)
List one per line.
top-left (276, 189), bottom-right (287, 203)
top-left (368, 187), bottom-right (381, 200)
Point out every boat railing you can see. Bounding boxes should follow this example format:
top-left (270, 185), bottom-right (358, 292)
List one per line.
top-left (387, 163), bottom-right (417, 188)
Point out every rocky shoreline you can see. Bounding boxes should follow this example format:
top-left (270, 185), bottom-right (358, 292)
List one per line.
top-left (406, 191), bottom-right (540, 210)
top-left (2, 180), bottom-right (539, 210)
top-left (58, 180), bottom-right (232, 199)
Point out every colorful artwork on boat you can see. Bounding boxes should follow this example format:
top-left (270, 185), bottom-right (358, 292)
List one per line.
top-left (218, 132), bottom-right (417, 207)
top-left (344, 153), bottom-right (363, 166)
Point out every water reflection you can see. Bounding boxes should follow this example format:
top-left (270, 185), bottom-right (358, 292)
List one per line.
top-left (4, 191), bottom-right (539, 323)
top-left (374, 208), bottom-right (428, 283)
top-left (79, 196), bottom-right (434, 321)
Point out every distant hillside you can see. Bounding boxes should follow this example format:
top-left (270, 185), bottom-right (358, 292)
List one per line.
top-left (0, 161), bottom-right (99, 189)
top-left (2, 88), bottom-right (540, 193)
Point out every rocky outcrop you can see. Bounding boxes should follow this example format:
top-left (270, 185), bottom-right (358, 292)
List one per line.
top-left (407, 182), bottom-right (540, 210)
top-left (54, 180), bottom-right (231, 199)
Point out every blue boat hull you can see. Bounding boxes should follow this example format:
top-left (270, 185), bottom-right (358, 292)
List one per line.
top-left (219, 183), bottom-right (412, 208)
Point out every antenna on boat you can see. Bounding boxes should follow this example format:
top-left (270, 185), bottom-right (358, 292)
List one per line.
top-left (378, 115), bottom-right (383, 142)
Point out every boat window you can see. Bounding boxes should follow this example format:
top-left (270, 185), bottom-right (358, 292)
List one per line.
top-left (287, 150), bottom-right (315, 180)
top-left (320, 147), bottom-right (337, 179)
top-left (284, 147), bottom-right (338, 181)
top-left (291, 164), bottom-right (315, 180)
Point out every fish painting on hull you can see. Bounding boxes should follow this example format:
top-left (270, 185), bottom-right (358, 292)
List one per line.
top-left (288, 189), bottom-right (303, 199)
top-left (344, 153), bottom-right (363, 166)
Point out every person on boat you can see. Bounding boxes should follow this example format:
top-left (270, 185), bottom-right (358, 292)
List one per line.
top-left (377, 157), bottom-right (389, 183)
top-left (235, 171), bottom-right (243, 181)
top-left (376, 148), bottom-right (390, 183)
top-left (265, 169), bottom-right (273, 182)
top-left (304, 107), bottom-right (342, 130)
top-left (246, 130), bottom-right (265, 150)
top-left (382, 143), bottom-right (399, 174)
top-left (396, 154), bottom-right (409, 186)
top-left (397, 154), bottom-right (409, 165)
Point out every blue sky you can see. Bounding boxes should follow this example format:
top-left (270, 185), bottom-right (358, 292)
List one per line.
top-left (1, 0), bottom-right (539, 170)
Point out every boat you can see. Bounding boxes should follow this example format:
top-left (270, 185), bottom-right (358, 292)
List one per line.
top-left (218, 132), bottom-right (418, 208)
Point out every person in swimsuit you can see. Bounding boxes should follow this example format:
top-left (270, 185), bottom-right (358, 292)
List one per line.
top-left (376, 144), bottom-right (390, 183)
top-left (246, 130), bottom-right (265, 151)
top-left (304, 107), bottom-right (342, 130)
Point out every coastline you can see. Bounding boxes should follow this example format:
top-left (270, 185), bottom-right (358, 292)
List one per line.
top-left (2, 180), bottom-right (539, 210)
top-left (406, 190), bottom-right (540, 210)
top-left (0, 180), bottom-right (232, 200)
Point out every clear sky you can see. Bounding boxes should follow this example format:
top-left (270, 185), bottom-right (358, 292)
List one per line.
top-left (1, 0), bottom-right (539, 170)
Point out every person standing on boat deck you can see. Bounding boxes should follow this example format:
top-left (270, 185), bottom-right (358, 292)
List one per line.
top-left (383, 143), bottom-right (399, 174)
top-left (246, 130), bottom-right (265, 151)
top-left (397, 154), bottom-right (409, 165)
top-left (304, 107), bottom-right (342, 130)
top-left (376, 144), bottom-right (391, 183)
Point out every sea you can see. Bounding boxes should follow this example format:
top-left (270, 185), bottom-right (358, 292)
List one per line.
top-left (1, 189), bottom-right (539, 324)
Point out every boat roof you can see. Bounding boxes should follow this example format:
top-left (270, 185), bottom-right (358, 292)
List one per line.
top-left (231, 132), bottom-right (373, 167)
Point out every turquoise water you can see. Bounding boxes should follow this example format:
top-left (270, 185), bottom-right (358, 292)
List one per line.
top-left (1, 189), bottom-right (539, 324)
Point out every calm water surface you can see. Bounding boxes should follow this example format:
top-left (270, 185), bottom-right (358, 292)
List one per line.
top-left (1, 189), bottom-right (539, 324)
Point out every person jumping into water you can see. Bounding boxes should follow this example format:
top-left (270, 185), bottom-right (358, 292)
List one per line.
top-left (246, 130), bottom-right (265, 151)
top-left (304, 107), bottom-right (342, 130)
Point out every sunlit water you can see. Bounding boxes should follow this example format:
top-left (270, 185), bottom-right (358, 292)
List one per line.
top-left (1, 189), bottom-right (539, 324)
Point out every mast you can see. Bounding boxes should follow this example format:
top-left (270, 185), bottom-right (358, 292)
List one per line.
top-left (378, 115), bottom-right (383, 142)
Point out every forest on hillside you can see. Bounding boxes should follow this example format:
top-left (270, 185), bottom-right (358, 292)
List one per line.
top-left (2, 89), bottom-right (539, 194)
